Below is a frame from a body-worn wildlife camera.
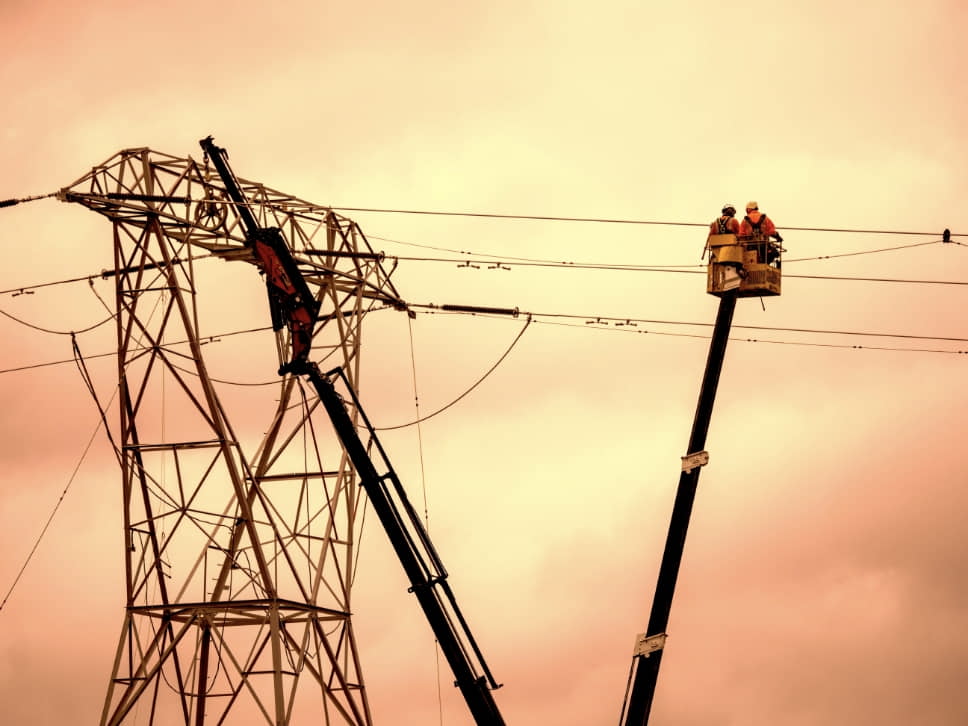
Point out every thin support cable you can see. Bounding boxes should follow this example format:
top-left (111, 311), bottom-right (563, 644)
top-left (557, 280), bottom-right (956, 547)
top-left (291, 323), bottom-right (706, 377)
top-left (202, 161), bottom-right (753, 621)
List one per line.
top-left (374, 314), bottom-right (533, 431)
top-left (87, 276), bottom-right (116, 317)
top-left (407, 316), bottom-right (432, 525)
top-left (405, 316), bottom-right (446, 726)
top-left (0, 436), bottom-right (98, 612)
top-left (0, 336), bottom-right (120, 613)
top-left (71, 334), bottom-right (123, 465)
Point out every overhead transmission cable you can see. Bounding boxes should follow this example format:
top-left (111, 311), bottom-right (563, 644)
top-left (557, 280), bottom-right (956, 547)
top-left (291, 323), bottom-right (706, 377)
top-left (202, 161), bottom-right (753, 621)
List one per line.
top-left (0, 326), bottom-right (273, 375)
top-left (332, 205), bottom-right (963, 239)
top-left (407, 305), bottom-right (968, 353)
top-left (4, 302), bottom-right (968, 379)
top-left (1, 235), bottom-right (963, 307)
top-left (3, 186), bottom-right (961, 238)
top-left (782, 240), bottom-right (943, 262)
top-left (386, 253), bottom-right (968, 286)
top-left (526, 316), bottom-right (968, 355)
top-left (367, 234), bottom-right (946, 266)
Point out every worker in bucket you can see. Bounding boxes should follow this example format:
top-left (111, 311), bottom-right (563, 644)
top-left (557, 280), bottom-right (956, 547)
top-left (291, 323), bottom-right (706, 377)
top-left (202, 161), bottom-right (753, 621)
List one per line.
top-left (710, 203), bottom-right (741, 236)
top-left (739, 201), bottom-right (784, 264)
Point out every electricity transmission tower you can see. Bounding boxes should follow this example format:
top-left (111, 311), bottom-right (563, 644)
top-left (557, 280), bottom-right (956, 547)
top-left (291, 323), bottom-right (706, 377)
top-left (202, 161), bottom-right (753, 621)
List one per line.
top-left (60, 145), bottom-right (404, 726)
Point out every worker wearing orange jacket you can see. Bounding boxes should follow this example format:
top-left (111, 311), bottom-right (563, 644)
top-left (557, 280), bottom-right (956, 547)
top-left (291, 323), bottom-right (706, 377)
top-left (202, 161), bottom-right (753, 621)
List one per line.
top-left (739, 201), bottom-right (783, 241)
top-left (739, 201), bottom-right (783, 263)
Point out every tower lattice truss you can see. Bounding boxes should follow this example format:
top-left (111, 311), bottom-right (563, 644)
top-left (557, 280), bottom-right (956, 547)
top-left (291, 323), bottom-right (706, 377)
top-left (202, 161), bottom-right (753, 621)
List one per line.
top-left (61, 147), bottom-right (404, 726)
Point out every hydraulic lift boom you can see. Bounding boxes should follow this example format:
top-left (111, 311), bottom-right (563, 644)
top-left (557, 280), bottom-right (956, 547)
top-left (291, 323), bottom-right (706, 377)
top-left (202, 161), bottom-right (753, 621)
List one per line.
top-left (620, 291), bottom-right (737, 725)
top-left (199, 137), bottom-right (506, 726)
top-left (621, 227), bottom-right (784, 723)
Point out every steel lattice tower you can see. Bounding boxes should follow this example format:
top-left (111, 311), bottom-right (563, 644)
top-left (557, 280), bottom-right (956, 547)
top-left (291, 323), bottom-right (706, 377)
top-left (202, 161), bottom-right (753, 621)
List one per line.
top-left (60, 146), bottom-right (404, 726)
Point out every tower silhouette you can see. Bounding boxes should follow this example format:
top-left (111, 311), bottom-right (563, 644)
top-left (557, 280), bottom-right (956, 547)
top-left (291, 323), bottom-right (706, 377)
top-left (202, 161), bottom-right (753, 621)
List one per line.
top-left (62, 146), bottom-right (403, 726)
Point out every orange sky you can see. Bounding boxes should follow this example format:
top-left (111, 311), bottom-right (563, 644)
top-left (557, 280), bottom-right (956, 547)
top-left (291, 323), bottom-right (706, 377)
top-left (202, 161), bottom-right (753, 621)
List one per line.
top-left (2, 1), bottom-right (968, 724)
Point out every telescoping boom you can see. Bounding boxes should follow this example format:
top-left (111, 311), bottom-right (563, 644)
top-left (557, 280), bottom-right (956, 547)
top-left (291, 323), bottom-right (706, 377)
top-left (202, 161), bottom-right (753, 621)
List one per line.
top-left (620, 219), bottom-right (785, 724)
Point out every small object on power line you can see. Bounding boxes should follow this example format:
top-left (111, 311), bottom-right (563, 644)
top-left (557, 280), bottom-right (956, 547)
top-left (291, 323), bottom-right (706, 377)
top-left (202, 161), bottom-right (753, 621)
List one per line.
top-left (457, 261), bottom-right (480, 269)
top-left (0, 198), bottom-right (19, 208)
top-left (943, 228), bottom-right (951, 243)
top-left (11, 288), bottom-right (34, 297)
top-left (585, 317), bottom-right (608, 325)
top-left (487, 263), bottom-right (511, 271)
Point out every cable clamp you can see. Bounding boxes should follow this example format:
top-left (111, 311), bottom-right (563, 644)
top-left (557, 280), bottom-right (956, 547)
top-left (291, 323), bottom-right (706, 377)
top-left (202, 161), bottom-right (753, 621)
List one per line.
top-left (633, 633), bottom-right (667, 658)
top-left (681, 450), bottom-right (709, 473)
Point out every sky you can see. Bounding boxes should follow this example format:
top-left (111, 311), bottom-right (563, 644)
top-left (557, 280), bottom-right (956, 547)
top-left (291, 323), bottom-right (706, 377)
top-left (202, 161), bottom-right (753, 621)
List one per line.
top-left (1, 1), bottom-right (968, 724)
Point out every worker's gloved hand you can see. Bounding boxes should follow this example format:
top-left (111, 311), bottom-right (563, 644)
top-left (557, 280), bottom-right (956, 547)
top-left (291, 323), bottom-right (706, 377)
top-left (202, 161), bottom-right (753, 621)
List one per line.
top-left (774, 234), bottom-right (783, 244)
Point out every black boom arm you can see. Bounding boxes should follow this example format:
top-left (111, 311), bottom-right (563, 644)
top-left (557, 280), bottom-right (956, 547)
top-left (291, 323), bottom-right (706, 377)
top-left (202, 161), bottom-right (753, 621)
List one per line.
top-left (198, 137), bottom-right (505, 725)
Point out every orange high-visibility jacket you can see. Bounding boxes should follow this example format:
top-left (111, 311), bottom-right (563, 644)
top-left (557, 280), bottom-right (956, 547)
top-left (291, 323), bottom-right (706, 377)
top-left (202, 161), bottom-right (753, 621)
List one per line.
top-left (739, 211), bottom-right (777, 238)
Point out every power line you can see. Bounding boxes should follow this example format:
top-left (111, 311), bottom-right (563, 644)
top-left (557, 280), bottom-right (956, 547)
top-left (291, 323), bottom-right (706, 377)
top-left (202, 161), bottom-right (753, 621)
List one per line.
top-left (4, 259), bottom-right (965, 296)
top-left (0, 271), bottom-right (107, 297)
top-left (6, 299), bottom-right (967, 379)
top-left (782, 240), bottom-right (942, 262)
top-left (4, 187), bottom-right (961, 239)
top-left (333, 206), bottom-right (964, 238)
top-left (784, 273), bottom-right (968, 286)
top-left (1, 235), bottom-right (961, 306)
top-left (390, 254), bottom-right (968, 286)
top-left (409, 305), bottom-right (968, 344)
top-left (368, 234), bottom-right (946, 265)
top-left (0, 257), bottom-right (201, 298)
top-left (531, 317), bottom-right (968, 355)
top-left (0, 326), bottom-right (273, 375)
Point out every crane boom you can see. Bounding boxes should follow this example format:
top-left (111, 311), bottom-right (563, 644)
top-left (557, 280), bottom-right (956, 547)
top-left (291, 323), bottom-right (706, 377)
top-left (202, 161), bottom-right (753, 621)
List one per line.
top-left (200, 137), bottom-right (506, 725)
